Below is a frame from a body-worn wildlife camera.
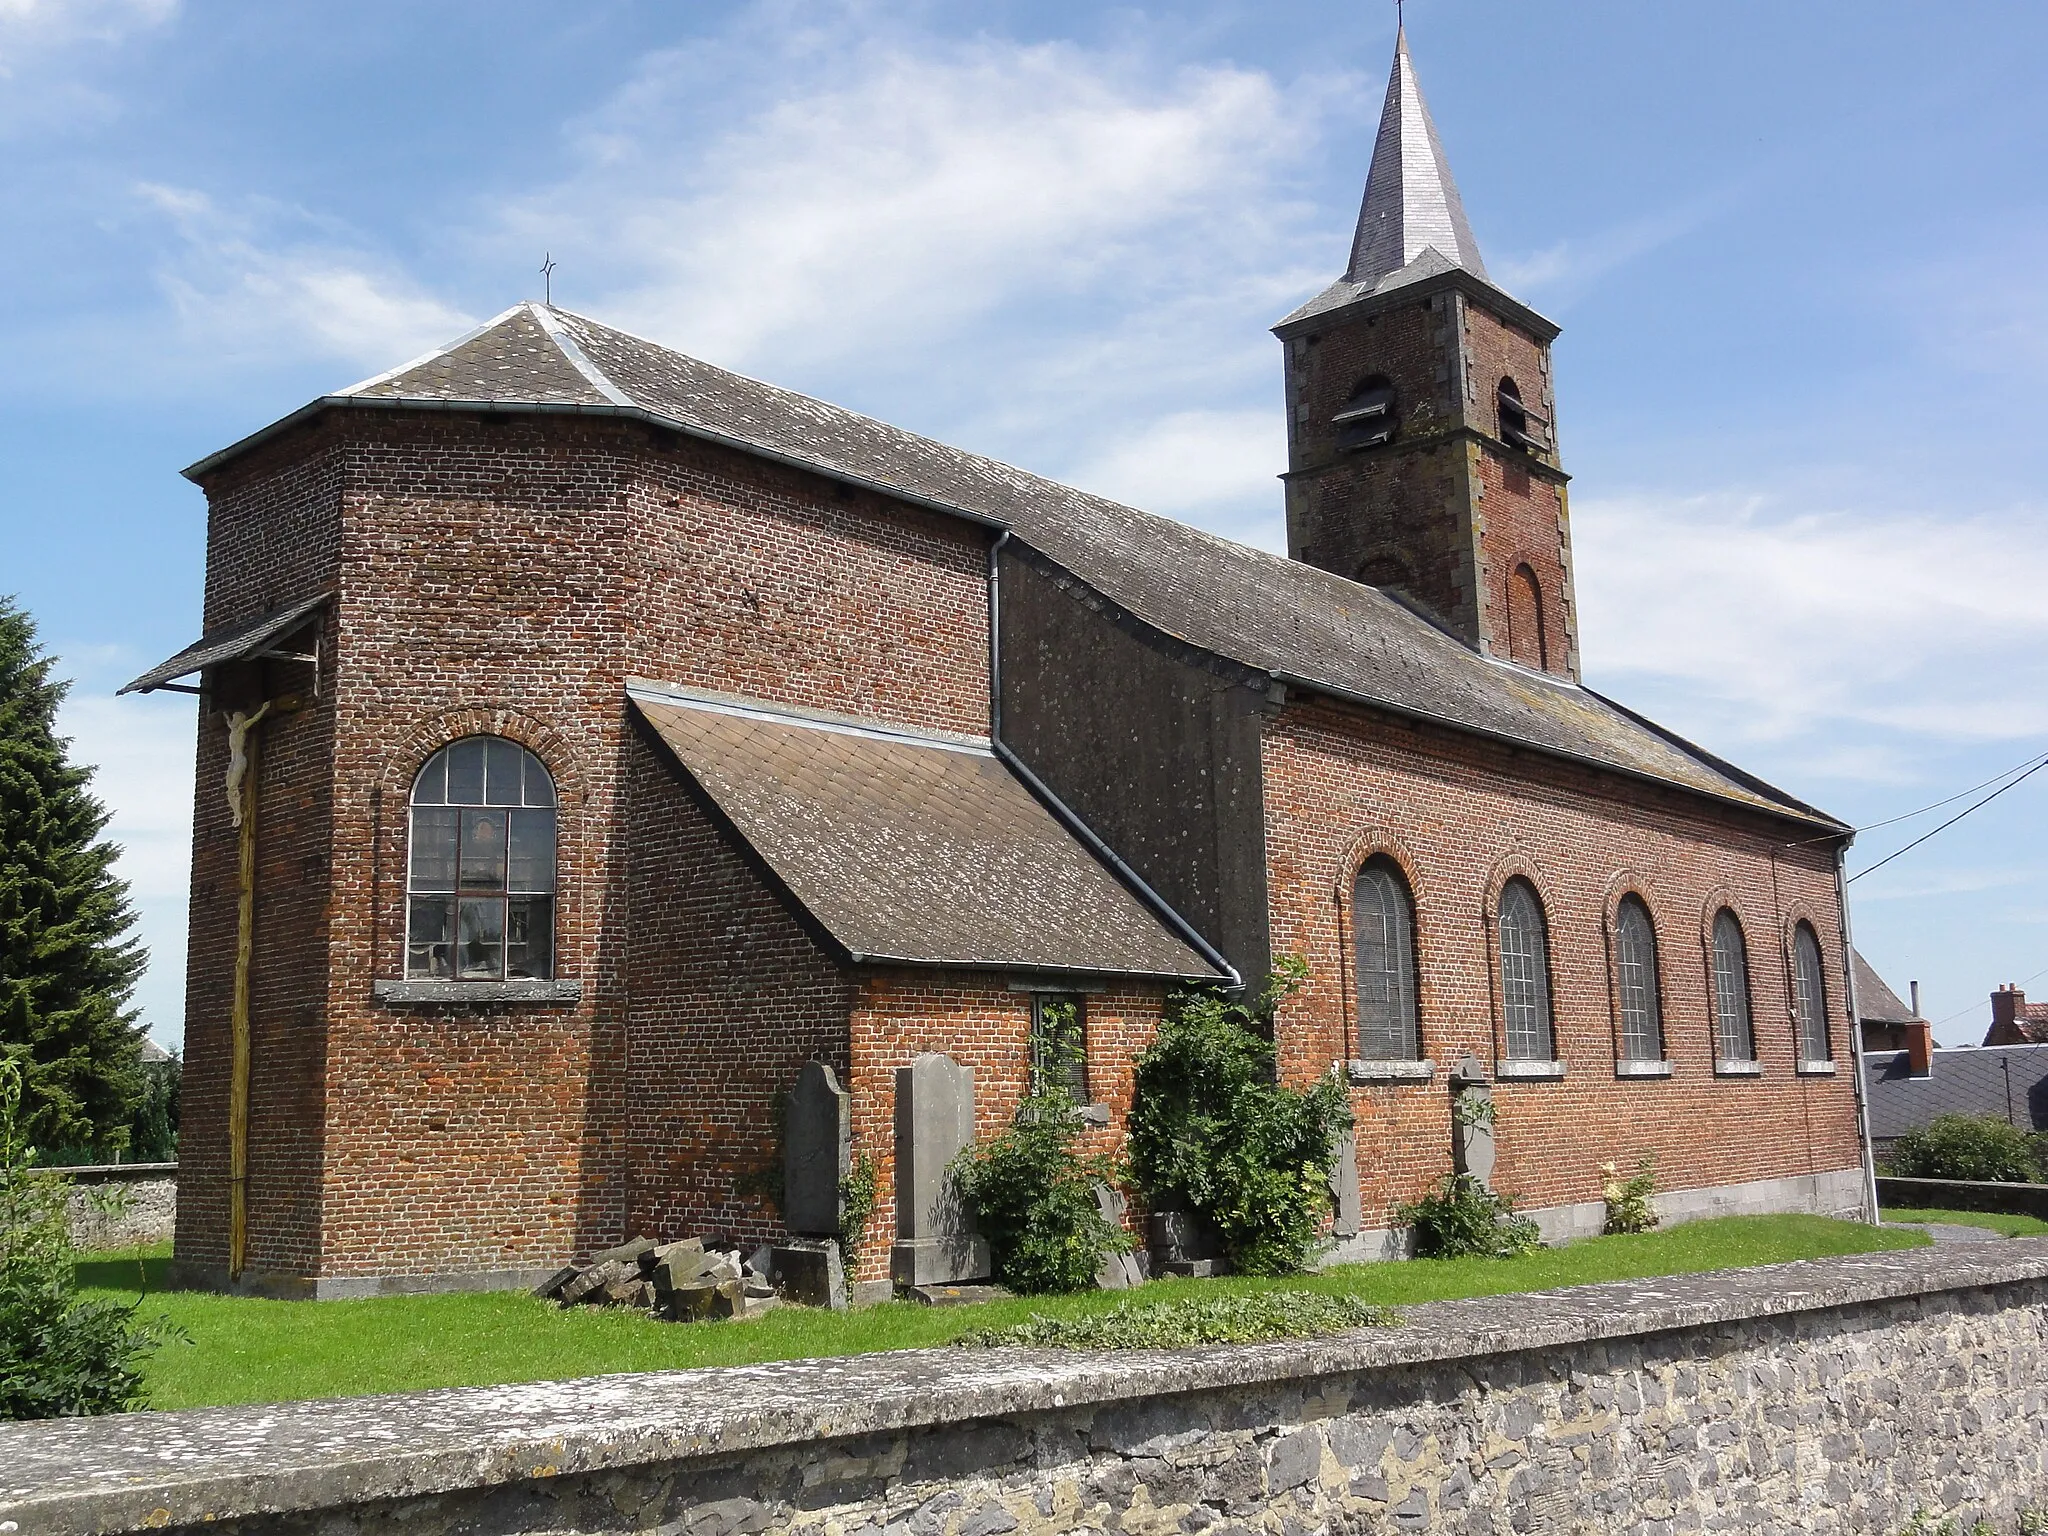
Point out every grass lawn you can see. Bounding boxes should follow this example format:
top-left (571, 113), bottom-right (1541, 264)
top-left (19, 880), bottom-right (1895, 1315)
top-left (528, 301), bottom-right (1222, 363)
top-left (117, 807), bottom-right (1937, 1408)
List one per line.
top-left (79, 1215), bottom-right (1924, 1413)
top-left (1882, 1205), bottom-right (2048, 1238)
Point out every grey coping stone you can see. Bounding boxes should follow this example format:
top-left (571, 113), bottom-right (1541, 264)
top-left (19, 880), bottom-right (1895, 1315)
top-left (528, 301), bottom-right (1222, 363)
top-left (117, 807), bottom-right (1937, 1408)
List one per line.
top-left (781, 1061), bottom-right (849, 1236)
top-left (8, 1238), bottom-right (2048, 1535)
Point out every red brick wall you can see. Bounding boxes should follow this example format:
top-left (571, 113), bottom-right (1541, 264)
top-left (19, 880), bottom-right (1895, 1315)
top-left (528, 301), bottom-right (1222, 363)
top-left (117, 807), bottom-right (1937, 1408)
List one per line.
top-left (1262, 695), bottom-right (1861, 1229)
top-left (622, 724), bottom-right (854, 1252)
top-left (175, 427), bottom-right (343, 1279)
top-left (183, 407), bottom-right (995, 1280)
top-left (845, 972), bottom-right (1166, 1282)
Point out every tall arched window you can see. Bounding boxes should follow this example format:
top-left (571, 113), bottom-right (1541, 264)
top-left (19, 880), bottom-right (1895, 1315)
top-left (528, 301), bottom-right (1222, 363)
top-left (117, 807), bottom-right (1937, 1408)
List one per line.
top-left (1497, 878), bottom-right (1555, 1061)
top-left (1614, 895), bottom-right (1663, 1062)
top-left (407, 736), bottom-right (557, 981)
top-left (1711, 909), bottom-right (1755, 1063)
top-left (1792, 922), bottom-right (1831, 1063)
top-left (1354, 858), bottom-right (1419, 1060)
top-left (1507, 563), bottom-right (1547, 670)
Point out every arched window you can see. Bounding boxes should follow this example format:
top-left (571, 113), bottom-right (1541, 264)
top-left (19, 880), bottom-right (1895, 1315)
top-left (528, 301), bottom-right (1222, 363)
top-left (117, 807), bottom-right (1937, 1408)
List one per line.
top-left (1334, 374), bottom-right (1397, 451)
top-left (1792, 922), bottom-right (1831, 1063)
top-left (1614, 895), bottom-right (1663, 1062)
top-left (407, 736), bottom-right (557, 981)
top-left (1711, 909), bottom-right (1755, 1062)
top-left (1497, 878), bottom-right (1555, 1060)
top-left (1354, 858), bottom-right (1420, 1060)
top-left (1497, 376), bottom-right (1549, 453)
top-left (1506, 563), bottom-right (1547, 670)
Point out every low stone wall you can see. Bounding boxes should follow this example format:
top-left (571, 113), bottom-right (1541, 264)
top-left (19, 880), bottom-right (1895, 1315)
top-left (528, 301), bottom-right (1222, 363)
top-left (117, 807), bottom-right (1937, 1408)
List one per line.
top-left (6, 1241), bottom-right (2048, 1536)
top-left (1878, 1174), bottom-right (2048, 1222)
top-left (33, 1164), bottom-right (178, 1250)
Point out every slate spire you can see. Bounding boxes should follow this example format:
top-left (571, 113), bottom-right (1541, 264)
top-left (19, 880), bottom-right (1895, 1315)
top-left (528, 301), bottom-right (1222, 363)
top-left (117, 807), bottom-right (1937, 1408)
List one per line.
top-left (1345, 26), bottom-right (1489, 288)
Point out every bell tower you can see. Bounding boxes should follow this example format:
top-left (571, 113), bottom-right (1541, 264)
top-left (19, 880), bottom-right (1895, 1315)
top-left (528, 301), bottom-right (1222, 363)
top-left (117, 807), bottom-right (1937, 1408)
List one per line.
top-left (1275, 26), bottom-right (1579, 679)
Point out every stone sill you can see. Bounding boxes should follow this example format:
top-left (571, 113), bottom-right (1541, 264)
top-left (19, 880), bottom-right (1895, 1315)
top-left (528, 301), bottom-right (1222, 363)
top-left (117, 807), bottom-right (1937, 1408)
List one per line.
top-left (1347, 1058), bottom-right (1434, 1084)
top-left (371, 979), bottom-right (582, 1006)
top-left (10, 1239), bottom-right (2048, 1536)
top-left (1495, 1059), bottom-right (1566, 1081)
top-left (1797, 1060), bottom-right (1839, 1076)
top-left (1613, 1060), bottom-right (1673, 1079)
top-left (1715, 1059), bottom-right (1764, 1077)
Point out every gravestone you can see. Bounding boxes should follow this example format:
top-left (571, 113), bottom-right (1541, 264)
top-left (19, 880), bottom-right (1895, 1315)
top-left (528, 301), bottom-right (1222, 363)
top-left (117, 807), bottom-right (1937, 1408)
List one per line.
top-left (1329, 1129), bottom-right (1362, 1237)
top-left (1449, 1052), bottom-right (1497, 1191)
top-left (784, 1060), bottom-right (850, 1236)
top-left (770, 1240), bottom-right (847, 1310)
top-left (890, 1053), bottom-right (990, 1287)
top-left (1092, 1181), bottom-right (1144, 1290)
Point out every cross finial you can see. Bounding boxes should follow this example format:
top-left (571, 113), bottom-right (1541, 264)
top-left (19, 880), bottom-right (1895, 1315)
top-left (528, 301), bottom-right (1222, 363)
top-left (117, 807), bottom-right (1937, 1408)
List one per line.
top-left (540, 252), bottom-right (557, 307)
top-left (1395, 0), bottom-right (1405, 35)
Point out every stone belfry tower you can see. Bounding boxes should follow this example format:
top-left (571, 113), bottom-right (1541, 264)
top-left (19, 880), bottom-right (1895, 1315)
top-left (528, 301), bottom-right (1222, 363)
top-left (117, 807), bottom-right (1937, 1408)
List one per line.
top-left (1275, 27), bottom-right (1578, 678)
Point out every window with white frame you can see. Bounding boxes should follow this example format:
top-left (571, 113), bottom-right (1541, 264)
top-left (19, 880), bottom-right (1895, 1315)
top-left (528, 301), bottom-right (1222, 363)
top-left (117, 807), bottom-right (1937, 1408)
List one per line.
top-left (406, 736), bottom-right (557, 981)
top-left (1614, 895), bottom-right (1663, 1062)
top-left (1497, 878), bottom-right (1555, 1061)
top-left (1792, 922), bottom-right (1831, 1063)
top-left (1711, 908), bottom-right (1755, 1062)
top-left (1354, 857), bottom-right (1420, 1060)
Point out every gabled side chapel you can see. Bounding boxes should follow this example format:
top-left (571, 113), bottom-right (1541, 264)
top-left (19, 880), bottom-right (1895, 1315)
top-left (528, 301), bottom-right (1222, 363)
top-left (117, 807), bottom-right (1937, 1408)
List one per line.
top-left (130, 31), bottom-right (1869, 1296)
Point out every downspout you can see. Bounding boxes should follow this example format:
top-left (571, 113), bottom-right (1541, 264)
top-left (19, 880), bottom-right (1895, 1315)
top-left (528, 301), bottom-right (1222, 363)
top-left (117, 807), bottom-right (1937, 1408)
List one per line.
top-left (984, 532), bottom-right (1241, 990)
top-left (1834, 843), bottom-right (1881, 1226)
top-left (224, 701), bottom-right (271, 1278)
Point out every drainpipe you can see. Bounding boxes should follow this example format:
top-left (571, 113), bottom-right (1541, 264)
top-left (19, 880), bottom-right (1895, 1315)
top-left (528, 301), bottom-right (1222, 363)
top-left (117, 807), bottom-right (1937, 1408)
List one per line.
top-left (1834, 844), bottom-right (1881, 1226)
top-left (224, 701), bottom-right (270, 1278)
top-left (983, 533), bottom-right (1241, 991)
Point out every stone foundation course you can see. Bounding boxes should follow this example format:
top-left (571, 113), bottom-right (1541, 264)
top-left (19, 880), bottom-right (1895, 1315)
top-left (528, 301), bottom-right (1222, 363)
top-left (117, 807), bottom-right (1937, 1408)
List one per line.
top-left (7, 1242), bottom-right (2048, 1536)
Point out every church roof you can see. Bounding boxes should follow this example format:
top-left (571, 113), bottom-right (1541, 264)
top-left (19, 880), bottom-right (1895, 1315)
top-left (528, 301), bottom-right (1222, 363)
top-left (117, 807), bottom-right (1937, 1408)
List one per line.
top-left (1853, 949), bottom-right (1920, 1026)
top-left (186, 302), bottom-right (1843, 831)
top-left (628, 682), bottom-right (1224, 981)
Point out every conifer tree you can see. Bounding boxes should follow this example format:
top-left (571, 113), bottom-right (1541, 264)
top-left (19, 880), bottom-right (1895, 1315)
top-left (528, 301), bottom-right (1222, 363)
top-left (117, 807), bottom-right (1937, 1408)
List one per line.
top-left (0, 597), bottom-right (146, 1157)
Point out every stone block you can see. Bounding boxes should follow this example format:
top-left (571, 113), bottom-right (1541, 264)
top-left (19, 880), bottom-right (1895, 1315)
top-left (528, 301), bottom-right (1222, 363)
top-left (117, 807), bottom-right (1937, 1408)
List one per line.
top-left (560, 1259), bottom-right (624, 1304)
top-left (850, 1278), bottom-right (894, 1307)
top-left (772, 1241), bottom-right (847, 1310)
top-left (784, 1061), bottom-right (850, 1236)
top-left (653, 1244), bottom-right (714, 1291)
top-left (1150, 1210), bottom-right (1217, 1264)
top-left (892, 1235), bottom-right (992, 1288)
top-left (531, 1265), bottom-right (578, 1300)
top-left (590, 1236), bottom-right (657, 1270)
top-left (1160, 1259), bottom-right (1221, 1278)
top-left (894, 1053), bottom-right (978, 1244)
top-left (906, 1281), bottom-right (1013, 1306)
top-left (1097, 1250), bottom-right (1145, 1290)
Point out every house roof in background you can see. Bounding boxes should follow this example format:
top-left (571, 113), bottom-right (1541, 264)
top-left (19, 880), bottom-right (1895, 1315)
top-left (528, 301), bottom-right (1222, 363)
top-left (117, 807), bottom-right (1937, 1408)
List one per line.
top-left (1863, 1043), bottom-right (2048, 1141)
top-left (1854, 949), bottom-right (1920, 1024)
top-left (184, 303), bottom-right (1844, 832)
top-left (628, 681), bottom-right (1222, 981)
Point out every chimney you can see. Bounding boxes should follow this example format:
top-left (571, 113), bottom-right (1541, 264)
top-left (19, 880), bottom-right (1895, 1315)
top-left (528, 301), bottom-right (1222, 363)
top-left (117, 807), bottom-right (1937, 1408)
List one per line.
top-left (1905, 1018), bottom-right (1933, 1076)
top-left (1910, 980), bottom-right (1920, 1016)
top-left (1987, 985), bottom-right (2025, 1046)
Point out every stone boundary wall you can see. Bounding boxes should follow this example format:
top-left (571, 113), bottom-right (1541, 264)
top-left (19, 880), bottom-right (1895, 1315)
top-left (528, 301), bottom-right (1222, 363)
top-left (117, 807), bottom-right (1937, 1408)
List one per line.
top-left (29, 1164), bottom-right (178, 1251)
top-left (7, 1242), bottom-right (2048, 1536)
top-left (1878, 1174), bottom-right (2048, 1223)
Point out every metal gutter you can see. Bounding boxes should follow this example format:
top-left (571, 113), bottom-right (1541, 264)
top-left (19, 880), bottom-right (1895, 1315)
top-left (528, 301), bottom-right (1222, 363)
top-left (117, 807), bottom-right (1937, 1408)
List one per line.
top-left (1836, 847), bottom-right (1883, 1225)
top-left (986, 532), bottom-right (1240, 989)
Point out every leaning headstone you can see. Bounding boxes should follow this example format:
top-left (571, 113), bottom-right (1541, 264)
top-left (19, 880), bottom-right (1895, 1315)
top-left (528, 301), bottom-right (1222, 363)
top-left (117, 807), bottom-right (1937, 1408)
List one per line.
top-left (1149, 1210), bottom-right (1217, 1265)
top-left (771, 1240), bottom-right (848, 1310)
top-left (890, 1053), bottom-right (991, 1287)
top-left (1091, 1181), bottom-right (1143, 1290)
top-left (1329, 1129), bottom-right (1363, 1238)
top-left (784, 1061), bottom-right (851, 1235)
top-left (1449, 1052), bottom-right (1497, 1191)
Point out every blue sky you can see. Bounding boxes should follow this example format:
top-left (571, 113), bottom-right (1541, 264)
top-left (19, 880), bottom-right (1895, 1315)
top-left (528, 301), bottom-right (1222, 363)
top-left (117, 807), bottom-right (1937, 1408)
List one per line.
top-left (4, 0), bottom-right (2044, 1049)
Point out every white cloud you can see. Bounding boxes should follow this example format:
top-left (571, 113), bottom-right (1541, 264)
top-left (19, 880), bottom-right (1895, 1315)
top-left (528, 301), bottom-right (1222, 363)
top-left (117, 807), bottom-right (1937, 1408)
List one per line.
top-left (494, 27), bottom-right (1321, 374)
top-left (1575, 489), bottom-right (2048, 751)
top-left (0, 0), bottom-right (172, 68)
top-left (1065, 406), bottom-right (1283, 528)
top-left (138, 183), bottom-right (473, 371)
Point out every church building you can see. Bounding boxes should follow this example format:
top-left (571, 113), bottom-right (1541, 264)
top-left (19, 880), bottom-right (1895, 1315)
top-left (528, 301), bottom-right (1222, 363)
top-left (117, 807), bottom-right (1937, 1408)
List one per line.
top-left (128, 30), bottom-right (1870, 1297)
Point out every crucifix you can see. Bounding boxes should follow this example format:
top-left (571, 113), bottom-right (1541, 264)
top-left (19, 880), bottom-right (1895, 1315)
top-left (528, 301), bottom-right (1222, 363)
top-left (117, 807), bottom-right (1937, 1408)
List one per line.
top-left (540, 252), bottom-right (557, 306)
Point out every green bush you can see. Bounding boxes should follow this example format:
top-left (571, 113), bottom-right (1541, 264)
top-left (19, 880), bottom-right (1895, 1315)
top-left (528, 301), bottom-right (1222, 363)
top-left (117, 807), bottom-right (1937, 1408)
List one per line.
top-left (1398, 1173), bottom-right (1541, 1259)
top-left (956, 1290), bottom-right (1398, 1350)
top-left (952, 1092), bottom-right (1130, 1295)
top-left (1601, 1157), bottom-right (1659, 1236)
top-left (1884, 1114), bottom-right (2043, 1184)
top-left (0, 1060), bottom-right (164, 1418)
top-left (1126, 958), bottom-right (1353, 1277)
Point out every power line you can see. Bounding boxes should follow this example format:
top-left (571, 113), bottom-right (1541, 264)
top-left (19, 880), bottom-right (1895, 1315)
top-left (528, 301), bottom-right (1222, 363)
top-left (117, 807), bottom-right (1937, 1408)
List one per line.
top-left (1932, 962), bottom-right (2048, 1028)
top-left (1848, 756), bottom-right (2048, 885)
top-left (1851, 749), bottom-right (2048, 836)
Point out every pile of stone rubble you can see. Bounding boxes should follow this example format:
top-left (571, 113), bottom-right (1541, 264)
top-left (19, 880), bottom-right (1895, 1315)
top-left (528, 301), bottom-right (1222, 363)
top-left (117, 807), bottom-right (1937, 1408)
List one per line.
top-left (535, 1235), bottom-right (845, 1322)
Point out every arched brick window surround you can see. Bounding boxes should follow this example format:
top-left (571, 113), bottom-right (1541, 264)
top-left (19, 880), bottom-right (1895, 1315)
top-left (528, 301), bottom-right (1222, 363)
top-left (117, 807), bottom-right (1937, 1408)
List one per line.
top-left (1778, 900), bottom-right (1837, 1067)
top-left (1699, 888), bottom-right (1761, 1071)
top-left (374, 707), bottom-right (583, 989)
top-left (1332, 830), bottom-right (1430, 1067)
top-left (1599, 873), bottom-right (1667, 1071)
top-left (1482, 853), bottom-right (1558, 1067)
